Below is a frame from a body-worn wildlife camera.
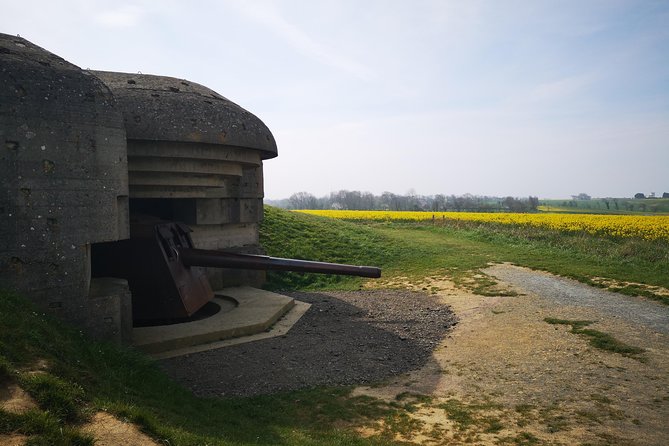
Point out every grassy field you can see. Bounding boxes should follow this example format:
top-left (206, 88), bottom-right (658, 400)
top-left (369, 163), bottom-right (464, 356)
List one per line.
top-left (296, 210), bottom-right (669, 241)
top-left (540, 197), bottom-right (669, 214)
top-left (267, 207), bottom-right (669, 303)
top-left (1, 206), bottom-right (668, 445)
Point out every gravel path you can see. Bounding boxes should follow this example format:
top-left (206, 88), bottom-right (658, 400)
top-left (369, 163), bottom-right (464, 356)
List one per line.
top-left (485, 264), bottom-right (669, 334)
top-left (160, 290), bottom-right (456, 398)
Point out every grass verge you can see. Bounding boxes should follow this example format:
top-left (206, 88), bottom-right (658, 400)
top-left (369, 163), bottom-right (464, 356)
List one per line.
top-left (0, 290), bottom-right (405, 445)
top-left (544, 318), bottom-right (646, 359)
top-left (261, 207), bottom-right (668, 302)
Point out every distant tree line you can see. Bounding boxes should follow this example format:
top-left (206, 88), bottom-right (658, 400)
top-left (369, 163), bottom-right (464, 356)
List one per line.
top-left (268, 191), bottom-right (540, 213)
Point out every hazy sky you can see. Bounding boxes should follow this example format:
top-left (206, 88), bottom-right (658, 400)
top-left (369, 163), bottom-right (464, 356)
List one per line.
top-left (2, 0), bottom-right (668, 199)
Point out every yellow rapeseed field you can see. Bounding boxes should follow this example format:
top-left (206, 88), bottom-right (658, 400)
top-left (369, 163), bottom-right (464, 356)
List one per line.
top-left (297, 210), bottom-right (669, 241)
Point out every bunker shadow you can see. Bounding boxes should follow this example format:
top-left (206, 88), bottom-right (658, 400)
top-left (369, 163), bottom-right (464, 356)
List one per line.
top-left (159, 290), bottom-right (456, 398)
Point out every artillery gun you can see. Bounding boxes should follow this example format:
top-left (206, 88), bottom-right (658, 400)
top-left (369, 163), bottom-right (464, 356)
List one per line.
top-left (92, 220), bottom-right (381, 323)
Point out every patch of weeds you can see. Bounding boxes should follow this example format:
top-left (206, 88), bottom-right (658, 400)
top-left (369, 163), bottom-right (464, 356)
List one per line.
top-left (513, 431), bottom-right (541, 445)
top-left (544, 318), bottom-right (593, 331)
top-left (576, 410), bottom-right (603, 425)
top-left (394, 392), bottom-right (432, 413)
top-left (438, 399), bottom-right (475, 429)
top-left (544, 318), bottom-right (645, 360)
top-left (595, 431), bottom-right (636, 446)
top-left (578, 329), bottom-right (645, 359)
top-left (608, 284), bottom-right (669, 306)
top-left (538, 403), bottom-right (570, 433)
top-left (604, 406), bottom-right (626, 421)
top-left (19, 373), bottom-right (87, 423)
top-left (26, 427), bottom-right (94, 446)
top-left (514, 404), bottom-right (536, 428)
top-left (379, 411), bottom-right (424, 439)
top-left (498, 431), bottom-right (541, 445)
top-left (458, 273), bottom-right (519, 297)
top-left (426, 423), bottom-right (446, 441)
top-left (584, 395), bottom-right (627, 422)
top-left (544, 414), bottom-right (570, 433)
top-left (515, 404), bottom-right (535, 414)
top-left (483, 416), bottom-right (504, 433)
top-left (395, 392), bottom-right (432, 404)
top-left (590, 394), bottom-right (612, 405)
top-left (437, 398), bottom-right (504, 433)
top-left (0, 355), bottom-right (14, 383)
top-left (0, 408), bottom-right (94, 445)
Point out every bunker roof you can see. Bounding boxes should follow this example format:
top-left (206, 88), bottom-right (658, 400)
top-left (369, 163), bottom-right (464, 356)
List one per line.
top-left (0, 34), bottom-right (123, 130)
top-left (92, 71), bottom-right (277, 159)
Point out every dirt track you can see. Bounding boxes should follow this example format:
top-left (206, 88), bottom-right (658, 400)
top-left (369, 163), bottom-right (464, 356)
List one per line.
top-left (355, 264), bottom-right (669, 445)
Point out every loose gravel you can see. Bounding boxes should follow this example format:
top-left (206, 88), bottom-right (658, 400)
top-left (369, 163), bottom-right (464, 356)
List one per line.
top-left (160, 290), bottom-right (457, 398)
top-left (485, 264), bottom-right (669, 335)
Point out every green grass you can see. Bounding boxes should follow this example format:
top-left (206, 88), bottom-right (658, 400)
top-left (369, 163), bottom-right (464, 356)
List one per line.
top-left (395, 224), bottom-right (668, 301)
top-left (541, 197), bottom-right (669, 214)
top-left (438, 399), bottom-right (475, 429)
top-left (260, 205), bottom-right (407, 290)
top-left (260, 207), bottom-right (668, 302)
top-left (544, 318), bottom-right (646, 359)
top-left (19, 373), bottom-right (87, 423)
top-left (0, 290), bottom-right (404, 445)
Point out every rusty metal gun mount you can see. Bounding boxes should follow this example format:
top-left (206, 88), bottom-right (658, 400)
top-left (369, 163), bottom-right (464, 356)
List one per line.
top-left (92, 222), bottom-right (381, 322)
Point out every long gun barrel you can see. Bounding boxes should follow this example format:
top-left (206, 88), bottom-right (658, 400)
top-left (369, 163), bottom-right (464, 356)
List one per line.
top-left (179, 248), bottom-right (381, 278)
top-left (92, 221), bottom-right (382, 321)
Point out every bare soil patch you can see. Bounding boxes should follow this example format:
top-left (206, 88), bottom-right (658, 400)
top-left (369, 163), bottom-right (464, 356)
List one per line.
top-left (0, 362), bottom-right (158, 446)
top-left (81, 412), bottom-right (161, 446)
top-left (355, 265), bottom-right (669, 445)
top-left (0, 434), bottom-right (28, 446)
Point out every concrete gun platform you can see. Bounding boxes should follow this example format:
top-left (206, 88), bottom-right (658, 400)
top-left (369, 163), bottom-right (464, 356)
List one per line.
top-left (132, 287), bottom-right (310, 359)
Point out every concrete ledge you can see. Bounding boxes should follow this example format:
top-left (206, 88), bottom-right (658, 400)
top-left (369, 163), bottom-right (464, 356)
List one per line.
top-left (132, 287), bottom-right (296, 355)
top-left (150, 300), bottom-right (311, 360)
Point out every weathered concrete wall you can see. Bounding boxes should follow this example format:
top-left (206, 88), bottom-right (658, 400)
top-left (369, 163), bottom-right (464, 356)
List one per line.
top-left (90, 71), bottom-right (277, 156)
top-left (0, 34), bottom-right (130, 341)
top-left (93, 71), bottom-right (277, 288)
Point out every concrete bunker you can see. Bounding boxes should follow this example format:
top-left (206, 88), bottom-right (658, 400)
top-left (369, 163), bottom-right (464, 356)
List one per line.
top-left (0, 34), bottom-right (130, 343)
top-left (90, 70), bottom-right (277, 291)
top-left (1, 34), bottom-right (379, 350)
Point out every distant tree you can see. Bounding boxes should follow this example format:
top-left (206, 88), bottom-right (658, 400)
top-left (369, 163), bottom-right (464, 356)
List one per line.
top-left (663, 192), bottom-right (669, 199)
top-left (288, 191), bottom-right (318, 209)
top-left (433, 194), bottom-right (446, 212)
top-left (449, 195), bottom-right (464, 212)
top-left (280, 190), bottom-right (545, 213)
top-left (379, 192), bottom-right (396, 210)
top-left (572, 193), bottom-right (591, 200)
top-left (603, 198), bottom-right (610, 210)
top-left (503, 197), bottom-right (524, 212)
top-left (461, 193), bottom-right (476, 211)
top-left (634, 193), bottom-right (646, 199)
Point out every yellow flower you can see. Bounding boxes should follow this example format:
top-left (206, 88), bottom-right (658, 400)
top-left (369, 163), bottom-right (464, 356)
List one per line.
top-left (296, 210), bottom-right (669, 241)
